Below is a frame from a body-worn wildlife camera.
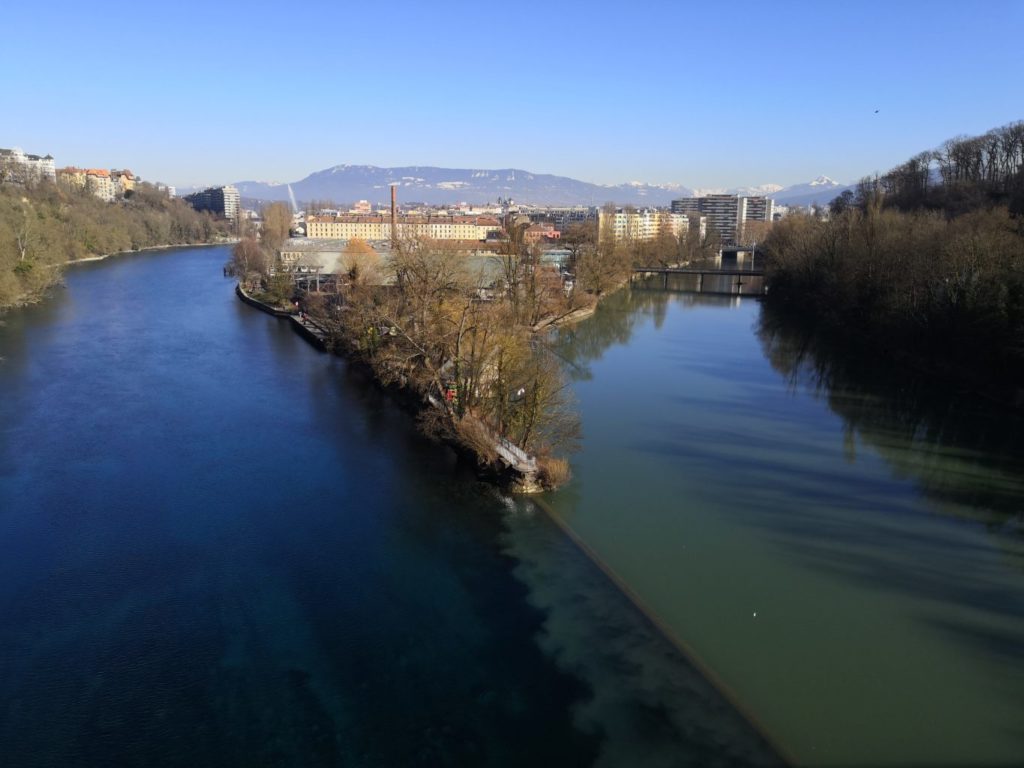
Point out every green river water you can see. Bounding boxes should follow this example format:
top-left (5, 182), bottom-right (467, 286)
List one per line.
top-left (528, 280), bottom-right (1024, 766)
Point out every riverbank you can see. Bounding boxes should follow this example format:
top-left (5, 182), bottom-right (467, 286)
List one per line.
top-left (0, 269), bottom-right (63, 314)
top-left (532, 301), bottom-right (598, 332)
top-left (235, 282), bottom-right (546, 492)
top-left (762, 206), bottom-right (1024, 407)
top-left (64, 239), bottom-right (239, 267)
top-left (0, 240), bottom-right (237, 316)
top-left (530, 271), bottom-right (640, 335)
top-left (0, 180), bottom-right (234, 316)
top-left (235, 283), bottom-right (328, 350)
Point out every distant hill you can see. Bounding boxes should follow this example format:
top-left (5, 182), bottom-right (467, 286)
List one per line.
top-left (181, 165), bottom-right (854, 209)
top-left (771, 176), bottom-right (853, 207)
top-left (222, 165), bottom-right (694, 208)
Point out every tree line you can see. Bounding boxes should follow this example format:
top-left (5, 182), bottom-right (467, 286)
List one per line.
top-left (851, 121), bottom-right (1024, 216)
top-left (763, 120), bottom-right (1024, 395)
top-left (0, 178), bottom-right (230, 312)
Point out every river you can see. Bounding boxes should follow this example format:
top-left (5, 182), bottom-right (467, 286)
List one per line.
top-left (541, 278), bottom-right (1024, 766)
top-left (0, 247), bottom-right (1021, 767)
top-left (0, 247), bottom-right (776, 767)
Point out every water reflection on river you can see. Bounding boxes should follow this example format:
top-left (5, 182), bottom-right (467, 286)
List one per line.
top-left (538, 280), bottom-right (1024, 766)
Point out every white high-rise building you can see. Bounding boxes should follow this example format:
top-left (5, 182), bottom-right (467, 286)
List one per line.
top-left (597, 208), bottom-right (689, 243)
top-left (670, 195), bottom-right (775, 244)
top-left (184, 185), bottom-right (240, 220)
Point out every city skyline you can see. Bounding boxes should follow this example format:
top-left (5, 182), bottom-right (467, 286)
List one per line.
top-left (4, 0), bottom-right (1022, 190)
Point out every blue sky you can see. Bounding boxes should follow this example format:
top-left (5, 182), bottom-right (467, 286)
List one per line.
top-left (4, 0), bottom-right (1022, 190)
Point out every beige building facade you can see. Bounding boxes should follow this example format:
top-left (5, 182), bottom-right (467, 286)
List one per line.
top-left (57, 167), bottom-right (87, 189)
top-left (85, 169), bottom-right (115, 201)
top-left (306, 215), bottom-right (502, 242)
top-left (58, 166), bottom-right (136, 201)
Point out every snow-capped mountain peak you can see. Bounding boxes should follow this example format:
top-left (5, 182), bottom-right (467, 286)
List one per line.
top-left (771, 176), bottom-right (852, 207)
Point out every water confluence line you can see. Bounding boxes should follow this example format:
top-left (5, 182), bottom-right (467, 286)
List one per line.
top-left (236, 278), bottom-right (793, 758)
top-left (528, 493), bottom-right (797, 767)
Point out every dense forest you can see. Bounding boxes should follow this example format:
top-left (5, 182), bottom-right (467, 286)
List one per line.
top-left (0, 180), bottom-right (230, 312)
top-left (763, 121), bottom-right (1024, 397)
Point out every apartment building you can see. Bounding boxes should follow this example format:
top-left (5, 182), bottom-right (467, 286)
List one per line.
top-left (546, 206), bottom-right (597, 231)
top-left (57, 167), bottom-right (88, 190)
top-left (736, 196), bottom-right (774, 243)
top-left (669, 198), bottom-right (702, 216)
top-left (86, 169), bottom-right (115, 201)
top-left (1, 147), bottom-right (56, 182)
top-left (184, 185), bottom-right (240, 220)
top-left (111, 169), bottom-right (136, 196)
top-left (670, 195), bottom-right (775, 244)
top-left (58, 166), bottom-right (139, 201)
top-left (701, 195), bottom-right (740, 244)
top-left (739, 195), bottom-right (774, 223)
top-left (597, 208), bottom-right (689, 243)
top-left (524, 222), bottom-right (560, 244)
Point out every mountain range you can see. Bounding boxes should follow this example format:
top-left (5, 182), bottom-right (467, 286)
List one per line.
top-left (185, 165), bottom-right (852, 209)
top-left (768, 176), bottom-right (853, 207)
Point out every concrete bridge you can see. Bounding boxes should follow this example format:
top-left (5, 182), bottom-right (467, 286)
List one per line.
top-left (631, 266), bottom-right (767, 296)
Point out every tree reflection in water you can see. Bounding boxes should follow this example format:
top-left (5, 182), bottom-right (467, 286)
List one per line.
top-left (757, 304), bottom-right (1024, 534)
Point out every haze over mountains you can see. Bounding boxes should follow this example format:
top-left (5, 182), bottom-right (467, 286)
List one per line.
top-left (196, 164), bottom-right (852, 208)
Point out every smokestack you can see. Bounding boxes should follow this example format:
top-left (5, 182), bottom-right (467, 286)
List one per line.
top-left (390, 184), bottom-right (398, 248)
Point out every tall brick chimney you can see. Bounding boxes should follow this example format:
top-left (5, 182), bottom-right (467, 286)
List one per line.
top-left (390, 184), bottom-right (398, 248)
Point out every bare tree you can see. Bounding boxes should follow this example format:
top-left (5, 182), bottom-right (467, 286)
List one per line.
top-left (229, 237), bottom-right (268, 291)
top-left (340, 238), bottom-right (382, 285)
top-left (261, 203), bottom-right (292, 250)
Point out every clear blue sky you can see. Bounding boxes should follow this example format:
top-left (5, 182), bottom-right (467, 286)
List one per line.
top-left (4, 0), bottom-right (1022, 190)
